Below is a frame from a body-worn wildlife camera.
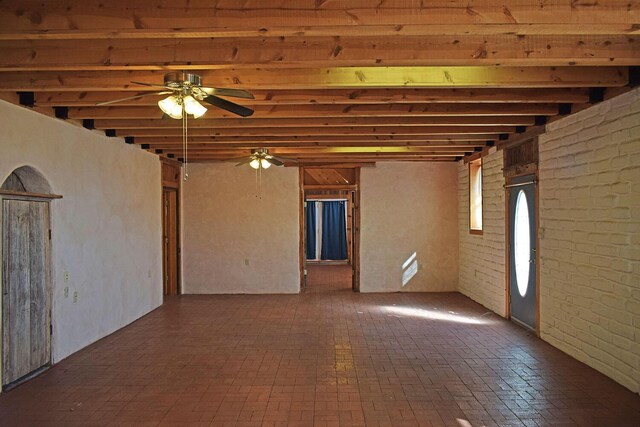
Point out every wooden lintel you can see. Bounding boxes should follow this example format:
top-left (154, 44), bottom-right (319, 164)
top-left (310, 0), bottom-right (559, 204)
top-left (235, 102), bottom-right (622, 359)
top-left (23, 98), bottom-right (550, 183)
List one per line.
top-left (303, 184), bottom-right (357, 190)
top-left (0, 190), bottom-right (63, 199)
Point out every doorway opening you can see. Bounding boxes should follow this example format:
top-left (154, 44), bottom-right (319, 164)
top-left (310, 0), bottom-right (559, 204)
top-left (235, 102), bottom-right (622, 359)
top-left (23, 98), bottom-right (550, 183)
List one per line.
top-left (299, 167), bottom-right (360, 293)
top-left (1, 166), bottom-right (60, 390)
top-left (161, 161), bottom-right (181, 297)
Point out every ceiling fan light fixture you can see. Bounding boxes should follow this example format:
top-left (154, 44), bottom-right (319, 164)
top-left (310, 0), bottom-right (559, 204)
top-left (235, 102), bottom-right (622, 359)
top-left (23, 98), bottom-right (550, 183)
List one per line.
top-left (249, 158), bottom-right (261, 169)
top-left (183, 95), bottom-right (207, 118)
top-left (158, 95), bottom-right (183, 119)
top-left (260, 159), bottom-right (272, 169)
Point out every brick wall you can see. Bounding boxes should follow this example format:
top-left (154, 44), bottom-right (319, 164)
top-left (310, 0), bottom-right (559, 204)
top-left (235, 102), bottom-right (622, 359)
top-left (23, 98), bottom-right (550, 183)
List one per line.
top-left (458, 148), bottom-right (506, 316)
top-left (538, 87), bottom-right (640, 393)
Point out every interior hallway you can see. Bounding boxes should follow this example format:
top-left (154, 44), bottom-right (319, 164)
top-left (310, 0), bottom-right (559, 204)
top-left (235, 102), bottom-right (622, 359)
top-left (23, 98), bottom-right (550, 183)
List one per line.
top-left (0, 292), bottom-right (638, 427)
top-left (305, 264), bottom-right (353, 293)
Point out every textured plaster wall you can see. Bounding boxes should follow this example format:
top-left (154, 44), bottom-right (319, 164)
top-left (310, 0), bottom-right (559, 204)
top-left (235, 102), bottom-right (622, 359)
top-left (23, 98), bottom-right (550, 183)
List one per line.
top-left (457, 149), bottom-right (506, 316)
top-left (538, 87), bottom-right (640, 393)
top-left (182, 163), bottom-right (300, 294)
top-left (0, 100), bottom-right (163, 365)
top-left (360, 163), bottom-right (458, 292)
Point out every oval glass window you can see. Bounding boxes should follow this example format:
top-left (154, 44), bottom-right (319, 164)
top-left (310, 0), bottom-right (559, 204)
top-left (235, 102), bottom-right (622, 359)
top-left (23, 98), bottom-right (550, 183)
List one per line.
top-left (514, 190), bottom-right (530, 297)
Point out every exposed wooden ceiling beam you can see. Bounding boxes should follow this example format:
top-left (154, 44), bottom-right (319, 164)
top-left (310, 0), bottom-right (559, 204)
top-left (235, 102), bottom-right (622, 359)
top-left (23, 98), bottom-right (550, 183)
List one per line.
top-left (113, 126), bottom-right (515, 137)
top-left (91, 116), bottom-right (535, 129)
top-left (155, 146), bottom-right (473, 155)
top-left (33, 88), bottom-right (592, 106)
top-left (129, 135), bottom-right (496, 144)
top-left (1, 24), bottom-right (638, 41)
top-left (137, 142), bottom-right (485, 150)
top-left (67, 104), bottom-right (558, 120)
top-left (0, 67), bottom-right (628, 91)
top-left (188, 157), bottom-right (457, 163)
top-left (1, 1), bottom-right (636, 32)
top-left (1, 35), bottom-right (637, 70)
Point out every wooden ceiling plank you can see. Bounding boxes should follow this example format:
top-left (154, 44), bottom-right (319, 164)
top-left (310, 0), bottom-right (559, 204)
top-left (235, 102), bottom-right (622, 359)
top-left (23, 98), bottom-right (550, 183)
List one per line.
top-left (34, 88), bottom-right (591, 106)
top-left (1, 35), bottom-right (637, 70)
top-left (0, 67), bottom-right (627, 91)
top-left (1, 1), bottom-right (636, 32)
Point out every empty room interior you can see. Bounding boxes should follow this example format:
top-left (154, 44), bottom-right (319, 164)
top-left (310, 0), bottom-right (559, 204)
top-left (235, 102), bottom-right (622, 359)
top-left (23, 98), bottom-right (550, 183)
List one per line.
top-left (0, 2), bottom-right (639, 426)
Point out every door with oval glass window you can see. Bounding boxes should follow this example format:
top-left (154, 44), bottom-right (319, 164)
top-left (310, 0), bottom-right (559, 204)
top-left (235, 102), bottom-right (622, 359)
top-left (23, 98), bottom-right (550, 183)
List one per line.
top-left (508, 174), bottom-right (537, 331)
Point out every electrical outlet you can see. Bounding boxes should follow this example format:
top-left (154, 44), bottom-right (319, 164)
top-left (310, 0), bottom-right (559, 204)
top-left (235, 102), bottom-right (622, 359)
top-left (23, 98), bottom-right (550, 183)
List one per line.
top-left (147, 269), bottom-right (151, 278)
top-left (64, 287), bottom-right (69, 298)
top-left (73, 291), bottom-right (78, 303)
top-left (64, 271), bottom-right (69, 282)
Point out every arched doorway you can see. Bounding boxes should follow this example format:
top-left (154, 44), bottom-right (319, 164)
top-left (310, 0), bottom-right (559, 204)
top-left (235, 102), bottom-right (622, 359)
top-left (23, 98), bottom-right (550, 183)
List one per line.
top-left (1, 166), bottom-right (59, 389)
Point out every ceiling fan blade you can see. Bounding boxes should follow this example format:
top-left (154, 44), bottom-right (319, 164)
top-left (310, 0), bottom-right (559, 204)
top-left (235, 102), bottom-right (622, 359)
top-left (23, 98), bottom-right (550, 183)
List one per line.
top-left (131, 81), bottom-right (174, 88)
top-left (266, 157), bottom-right (284, 167)
top-left (234, 157), bottom-right (254, 166)
top-left (201, 87), bottom-right (255, 99)
top-left (96, 91), bottom-right (172, 106)
top-left (203, 95), bottom-right (254, 117)
top-left (269, 155), bottom-right (297, 165)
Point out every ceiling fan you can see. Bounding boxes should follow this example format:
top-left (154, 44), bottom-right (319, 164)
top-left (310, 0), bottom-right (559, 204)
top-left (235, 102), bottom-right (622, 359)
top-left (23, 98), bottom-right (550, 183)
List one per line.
top-left (97, 72), bottom-right (255, 118)
top-left (233, 149), bottom-right (297, 169)
top-left (231, 149), bottom-right (297, 198)
top-left (97, 72), bottom-right (255, 181)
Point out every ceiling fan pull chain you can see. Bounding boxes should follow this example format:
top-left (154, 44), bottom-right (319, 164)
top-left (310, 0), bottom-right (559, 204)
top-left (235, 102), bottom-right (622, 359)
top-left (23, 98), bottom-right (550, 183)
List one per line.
top-left (183, 104), bottom-right (189, 181)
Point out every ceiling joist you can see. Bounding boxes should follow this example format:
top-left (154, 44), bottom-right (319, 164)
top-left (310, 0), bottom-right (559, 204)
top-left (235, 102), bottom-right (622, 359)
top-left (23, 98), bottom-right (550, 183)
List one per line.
top-left (1, 35), bottom-right (637, 71)
top-left (0, 67), bottom-right (628, 92)
top-left (1, 1), bottom-right (636, 32)
top-left (32, 88), bottom-right (592, 106)
top-left (65, 103), bottom-right (560, 120)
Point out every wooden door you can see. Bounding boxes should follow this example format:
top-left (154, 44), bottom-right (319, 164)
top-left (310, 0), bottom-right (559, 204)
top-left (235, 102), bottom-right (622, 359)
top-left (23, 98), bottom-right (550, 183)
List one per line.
top-left (162, 189), bottom-right (179, 295)
top-left (2, 199), bottom-right (51, 387)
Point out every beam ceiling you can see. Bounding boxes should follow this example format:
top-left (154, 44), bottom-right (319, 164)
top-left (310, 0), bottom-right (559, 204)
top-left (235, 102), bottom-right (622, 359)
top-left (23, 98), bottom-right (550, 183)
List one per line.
top-left (1, 1), bottom-right (637, 164)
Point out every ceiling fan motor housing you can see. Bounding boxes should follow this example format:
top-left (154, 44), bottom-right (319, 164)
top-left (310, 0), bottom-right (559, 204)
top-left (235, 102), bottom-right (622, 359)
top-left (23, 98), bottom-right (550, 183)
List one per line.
top-left (164, 72), bottom-right (202, 88)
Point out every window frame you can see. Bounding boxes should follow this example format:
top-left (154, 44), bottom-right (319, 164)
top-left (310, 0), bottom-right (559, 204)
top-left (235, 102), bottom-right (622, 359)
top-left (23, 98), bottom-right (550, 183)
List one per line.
top-left (469, 158), bottom-right (483, 235)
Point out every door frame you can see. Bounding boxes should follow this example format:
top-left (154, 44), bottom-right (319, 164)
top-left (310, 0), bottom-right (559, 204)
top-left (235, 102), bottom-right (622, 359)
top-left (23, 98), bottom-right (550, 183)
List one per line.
top-left (161, 186), bottom-right (181, 295)
top-left (0, 192), bottom-right (56, 389)
top-left (504, 170), bottom-right (540, 335)
top-left (299, 167), bottom-right (360, 292)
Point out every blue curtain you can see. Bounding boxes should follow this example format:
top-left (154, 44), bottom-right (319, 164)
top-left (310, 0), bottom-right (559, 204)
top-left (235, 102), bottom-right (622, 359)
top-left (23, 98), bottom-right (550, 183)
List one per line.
top-left (306, 202), bottom-right (316, 260)
top-left (321, 201), bottom-right (348, 260)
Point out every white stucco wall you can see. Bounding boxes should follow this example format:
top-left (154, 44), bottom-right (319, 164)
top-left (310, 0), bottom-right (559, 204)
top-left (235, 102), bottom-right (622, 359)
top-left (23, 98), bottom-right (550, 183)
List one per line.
top-left (457, 149), bottom-right (507, 316)
top-left (360, 163), bottom-right (459, 292)
top-left (0, 100), bottom-right (163, 366)
top-left (182, 163), bottom-right (300, 294)
top-left (538, 88), bottom-right (640, 393)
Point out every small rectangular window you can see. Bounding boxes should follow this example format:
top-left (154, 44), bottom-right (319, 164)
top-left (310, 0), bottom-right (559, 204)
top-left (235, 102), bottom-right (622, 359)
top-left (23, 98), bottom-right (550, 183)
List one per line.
top-left (469, 158), bottom-right (483, 234)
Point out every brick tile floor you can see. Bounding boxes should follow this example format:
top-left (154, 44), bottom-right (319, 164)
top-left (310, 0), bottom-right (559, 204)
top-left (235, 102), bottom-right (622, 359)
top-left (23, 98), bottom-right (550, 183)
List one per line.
top-left (305, 264), bottom-right (352, 293)
top-left (1, 290), bottom-right (639, 426)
